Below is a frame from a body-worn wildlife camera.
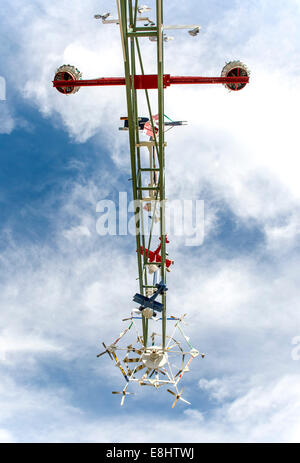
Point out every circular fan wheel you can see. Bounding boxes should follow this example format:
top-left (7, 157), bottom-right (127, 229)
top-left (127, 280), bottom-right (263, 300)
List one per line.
top-left (221, 61), bottom-right (250, 91)
top-left (54, 64), bottom-right (82, 95)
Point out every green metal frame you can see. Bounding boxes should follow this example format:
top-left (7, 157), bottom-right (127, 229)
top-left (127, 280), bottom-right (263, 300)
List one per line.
top-left (118, 0), bottom-right (167, 349)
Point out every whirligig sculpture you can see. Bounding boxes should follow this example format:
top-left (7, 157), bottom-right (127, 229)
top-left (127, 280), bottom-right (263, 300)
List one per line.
top-left (52, 1), bottom-right (250, 407)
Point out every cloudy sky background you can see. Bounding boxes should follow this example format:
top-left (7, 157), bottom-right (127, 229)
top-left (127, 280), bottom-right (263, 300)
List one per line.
top-left (1, 0), bottom-right (300, 442)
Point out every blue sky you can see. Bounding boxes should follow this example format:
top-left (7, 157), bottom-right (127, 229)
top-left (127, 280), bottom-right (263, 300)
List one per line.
top-left (1, 0), bottom-right (300, 443)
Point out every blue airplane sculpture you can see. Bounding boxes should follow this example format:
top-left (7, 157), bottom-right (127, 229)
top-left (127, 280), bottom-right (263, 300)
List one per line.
top-left (133, 281), bottom-right (168, 313)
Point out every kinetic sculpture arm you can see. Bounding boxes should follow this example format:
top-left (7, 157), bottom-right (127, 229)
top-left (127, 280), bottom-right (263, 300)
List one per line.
top-left (53, 73), bottom-right (249, 91)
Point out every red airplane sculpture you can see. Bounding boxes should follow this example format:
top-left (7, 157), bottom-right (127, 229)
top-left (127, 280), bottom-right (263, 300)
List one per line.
top-left (138, 236), bottom-right (174, 269)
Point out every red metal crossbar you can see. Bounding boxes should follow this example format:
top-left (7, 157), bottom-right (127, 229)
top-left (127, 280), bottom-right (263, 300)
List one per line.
top-left (53, 74), bottom-right (249, 90)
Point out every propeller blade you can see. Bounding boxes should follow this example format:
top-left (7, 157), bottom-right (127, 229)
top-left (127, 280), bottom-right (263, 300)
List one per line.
top-left (133, 349), bottom-right (143, 355)
top-left (172, 397), bottom-right (179, 408)
top-left (135, 364), bottom-right (146, 372)
top-left (179, 397), bottom-right (191, 405)
top-left (142, 368), bottom-right (152, 379)
top-left (151, 332), bottom-right (157, 346)
top-left (97, 342), bottom-right (113, 360)
top-left (127, 345), bottom-right (143, 355)
top-left (137, 336), bottom-right (144, 345)
top-left (167, 343), bottom-right (177, 350)
top-left (126, 358), bottom-right (141, 363)
top-left (112, 390), bottom-right (134, 397)
top-left (168, 386), bottom-right (189, 407)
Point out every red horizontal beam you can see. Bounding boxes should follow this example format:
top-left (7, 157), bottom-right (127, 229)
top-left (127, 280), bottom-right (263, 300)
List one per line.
top-left (168, 76), bottom-right (249, 85)
top-left (53, 74), bottom-right (249, 89)
top-left (53, 77), bottom-right (126, 87)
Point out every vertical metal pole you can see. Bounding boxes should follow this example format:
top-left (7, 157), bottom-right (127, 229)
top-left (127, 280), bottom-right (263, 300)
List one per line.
top-left (156, 0), bottom-right (167, 349)
top-left (116, 0), bottom-right (127, 63)
top-left (129, 0), bottom-right (149, 346)
top-left (119, 0), bottom-right (148, 346)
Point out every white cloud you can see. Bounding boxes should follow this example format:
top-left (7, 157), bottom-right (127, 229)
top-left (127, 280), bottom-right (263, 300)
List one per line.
top-left (0, 330), bottom-right (61, 363)
top-left (198, 376), bottom-right (246, 402)
top-left (2, 0), bottom-right (127, 143)
top-left (0, 207), bottom-right (299, 441)
top-left (224, 374), bottom-right (300, 443)
top-left (265, 212), bottom-right (300, 252)
top-left (162, 0), bottom-right (300, 247)
top-left (0, 368), bottom-right (299, 442)
top-left (62, 224), bottom-right (91, 241)
top-left (4, 0), bottom-right (299, 243)
top-left (0, 105), bottom-right (15, 134)
top-left (0, 429), bottom-right (14, 444)
top-left (1, 0), bottom-right (300, 443)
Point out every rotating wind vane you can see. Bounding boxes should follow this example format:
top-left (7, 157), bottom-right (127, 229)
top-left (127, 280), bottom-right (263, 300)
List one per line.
top-left (52, 1), bottom-right (250, 407)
